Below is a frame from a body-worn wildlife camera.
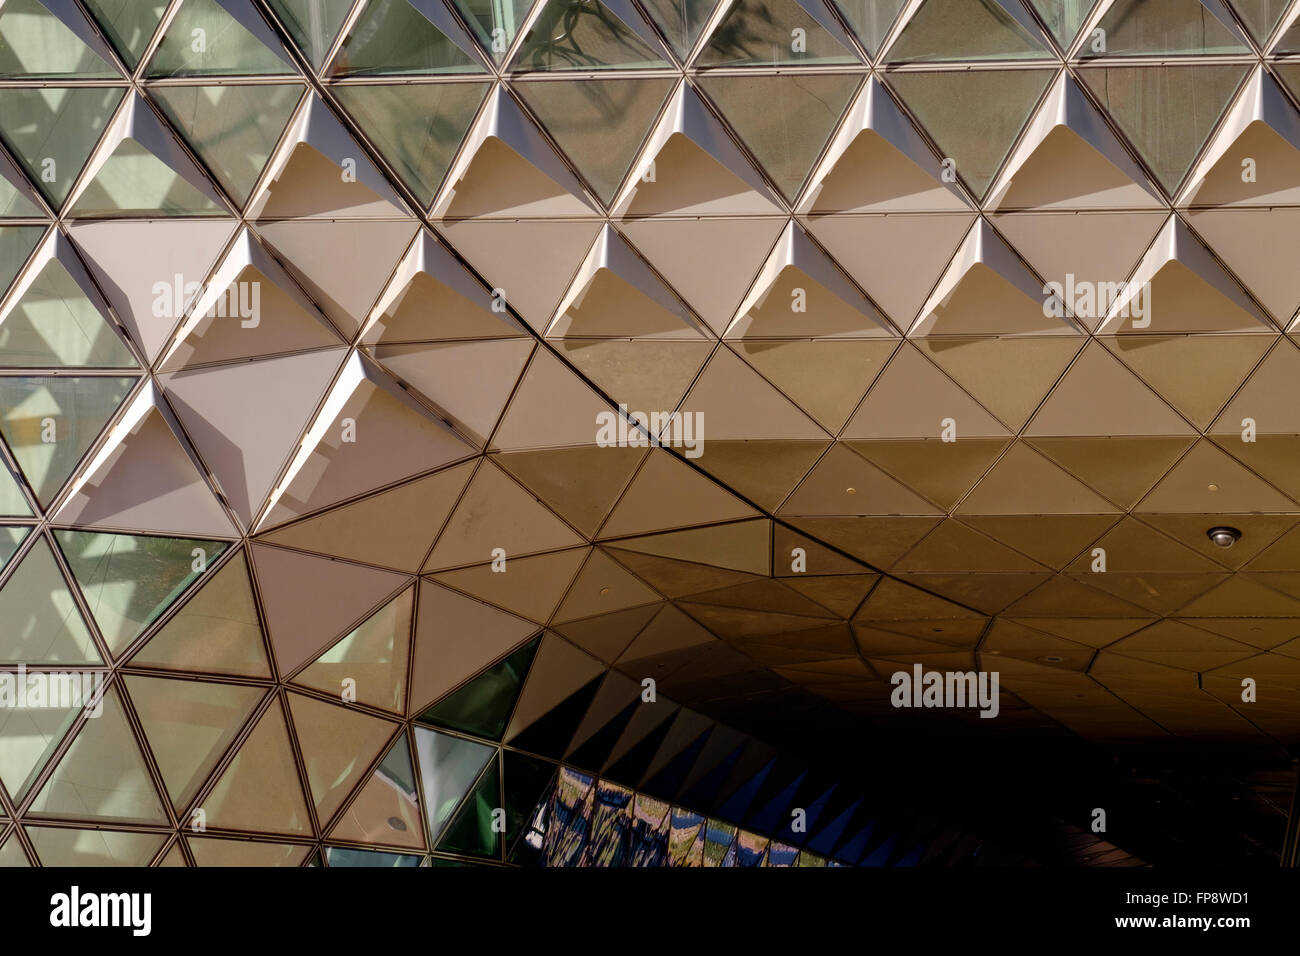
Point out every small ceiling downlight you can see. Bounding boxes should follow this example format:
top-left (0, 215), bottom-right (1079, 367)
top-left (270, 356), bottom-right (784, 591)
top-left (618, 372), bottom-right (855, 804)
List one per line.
top-left (1207, 527), bottom-right (1242, 549)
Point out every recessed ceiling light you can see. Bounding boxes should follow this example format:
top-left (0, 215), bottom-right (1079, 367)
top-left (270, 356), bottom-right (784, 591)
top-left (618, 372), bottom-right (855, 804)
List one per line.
top-left (387, 817), bottom-right (407, 832)
top-left (1207, 526), bottom-right (1241, 549)
top-left (1207, 483), bottom-right (1220, 492)
top-left (845, 487), bottom-right (857, 495)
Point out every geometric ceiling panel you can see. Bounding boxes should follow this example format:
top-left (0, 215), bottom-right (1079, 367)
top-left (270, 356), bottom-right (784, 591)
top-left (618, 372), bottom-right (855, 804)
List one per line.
top-left (5, 0), bottom-right (1300, 869)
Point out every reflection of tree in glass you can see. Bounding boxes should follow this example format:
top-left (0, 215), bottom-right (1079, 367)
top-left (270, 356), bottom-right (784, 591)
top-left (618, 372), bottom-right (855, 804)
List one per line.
top-left (521, 0), bottom-right (647, 69)
top-left (702, 1), bottom-right (777, 63)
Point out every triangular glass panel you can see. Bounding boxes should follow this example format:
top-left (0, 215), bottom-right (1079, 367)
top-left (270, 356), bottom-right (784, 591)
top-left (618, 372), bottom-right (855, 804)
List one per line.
top-left (329, 734), bottom-right (426, 849)
top-left (27, 826), bottom-right (164, 866)
top-left (1268, 8), bottom-right (1300, 50)
top-left (331, 0), bottom-right (484, 75)
top-left (54, 531), bottom-right (227, 658)
top-left (0, 375), bottom-right (135, 507)
top-left (638, 0), bottom-right (720, 60)
top-left (288, 693), bottom-right (400, 825)
top-left (0, 459), bottom-right (31, 515)
top-left (146, 0), bottom-right (295, 76)
top-left (436, 756), bottom-right (501, 858)
top-left (81, 0), bottom-right (169, 70)
top-left (202, 697), bottom-right (313, 835)
top-left (1078, 64), bottom-right (1248, 193)
top-left (151, 83), bottom-right (304, 207)
top-left (888, 68), bottom-right (1054, 199)
top-left (0, 227), bottom-right (44, 301)
top-left (419, 635), bottom-right (540, 740)
top-left (265, 0), bottom-right (356, 67)
top-left (1230, 1), bottom-right (1287, 44)
top-left (513, 78), bottom-right (674, 203)
top-left (412, 726), bottom-right (495, 843)
top-left (129, 552), bottom-right (269, 677)
top-left (0, 0), bottom-right (120, 78)
top-left (324, 846), bottom-right (422, 866)
top-left (333, 82), bottom-right (489, 207)
top-left (697, 0), bottom-right (858, 66)
top-left (828, 1), bottom-right (903, 57)
top-left (511, 0), bottom-right (669, 70)
top-left (0, 87), bottom-right (125, 209)
top-left (1025, 0), bottom-right (1096, 47)
top-left (698, 73), bottom-right (860, 201)
top-left (884, 0), bottom-right (1053, 61)
top-left (1081, 0), bottom-right (1248, 57)
top-left (294, 586), bottom-right (414, 713)
top-left (68, 96), bottom-right (228, 217)
top-left (452, 0), bottom-right (539, 63)
top-left (0, 536), bottom-right (99, 664)
top-left (28, 686), bottom-right (168, 824)
top-left (124, 674), bottom-right (263, 810)
top-left (0, 658), bottom-right (80, 802)
top-left (0, 252), bottom-right (137, 368)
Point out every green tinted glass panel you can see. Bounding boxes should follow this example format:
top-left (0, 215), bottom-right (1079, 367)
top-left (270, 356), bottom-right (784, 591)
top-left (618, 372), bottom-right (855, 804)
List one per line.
top-left (334, 82), bottom-right (487, 207)
top-left (266, 0), bottom-right (355, 66)
top-left (451, 0), bottom-right (539, 63)
top-left (413, 727), bottom-right (494, 842)
top-left (28, 687), bottom-right (168, 824)
top-left (419, 636), bottom-right (539, 739)
top-left (81, 0), bottom-right (168, 69)
top-left (147, 0), bottom-right (293, 76)
top-left (0, 375), bottom-right (135, 506)
top-left (885, 0), bottom-right (1052, 61)
top-left (1232, 1), bottom-right (1287, 44)
top-left (0, 525), bottom-right (29, 567)
top-left (333, 0), bottom-right (484, 75)
top-left (151, 84), bottom-right (303, 207)
top-left (0, 164), bottom-right (42, 218)
top-left (1025, 0), bottom-right (1095, 47)
top-left (698, 0), bottom-right (858, 66)
top-left (888, 68), bottom-right (1054, 199)
top-left (638, 0), bottom-right (719, 60)
top-left (1079, 64), bottom-right (1247, 192)
top-left (0, 537), bottom-right (100, 664)
top-left (1273, 63), bottom-right (1300, 103)
top-left (0, 0), bottom-right (118, 78)
top-left (832, 0), bottom-right (906, 56)
top-left (511, 0), bottom-right (670, 70)
top-left (324, 846), bottom-right (421, 866)
top-left (0, 87), bottom-right (125, 208)
top-left (437, 757), bottom-right (501, 857)
top-left (1083, 0), bottom-right (1247, 57)
top-left (1268, 8), bottom-right (1300, 50)
top-left (0, 259), bottom-right (137, 368)
top-left (69, 139), bottom-right (225, 217)
top-left (55, 531), bottom-right (227, 657)
top-left (513, 78), bottom-right (674, 202)
top-left (0, 463), bottom-right (31, 517)
top-left (0, 228), bottom-right (44, 301)
top-left (698, 72), bottom-right (859, 200)
top-left (0, 658), bottom-right (80, 800)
